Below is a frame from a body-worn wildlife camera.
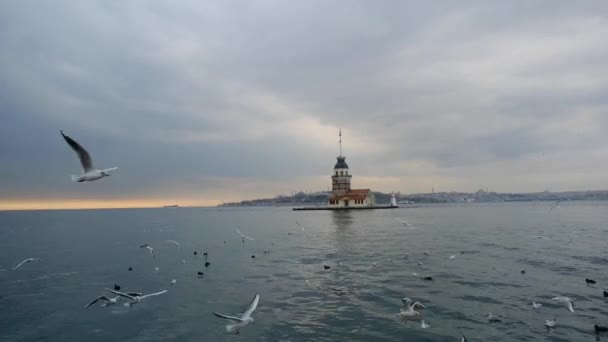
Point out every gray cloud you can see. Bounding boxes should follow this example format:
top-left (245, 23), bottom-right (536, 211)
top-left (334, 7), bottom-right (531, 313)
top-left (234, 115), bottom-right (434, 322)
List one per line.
top-left (1, 1), bottom-right (607, 206)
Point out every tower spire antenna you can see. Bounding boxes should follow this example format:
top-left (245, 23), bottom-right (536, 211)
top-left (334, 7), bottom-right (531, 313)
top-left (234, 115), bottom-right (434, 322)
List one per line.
top-left (339, 128), bottom-right (342, 156)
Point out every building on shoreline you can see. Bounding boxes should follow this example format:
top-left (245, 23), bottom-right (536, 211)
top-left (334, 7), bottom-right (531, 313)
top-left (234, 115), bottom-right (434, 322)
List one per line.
top-left (328, 130), bottom-right (376, 208)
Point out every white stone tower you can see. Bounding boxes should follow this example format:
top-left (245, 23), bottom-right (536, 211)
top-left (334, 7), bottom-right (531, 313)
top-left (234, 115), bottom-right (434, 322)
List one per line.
top-left (331, 129), bottom-right (351, 196)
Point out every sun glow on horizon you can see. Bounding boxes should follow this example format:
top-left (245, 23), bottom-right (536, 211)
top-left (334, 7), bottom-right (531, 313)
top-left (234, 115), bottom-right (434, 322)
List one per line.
top-left (0, 198), bottom-right (222, 211)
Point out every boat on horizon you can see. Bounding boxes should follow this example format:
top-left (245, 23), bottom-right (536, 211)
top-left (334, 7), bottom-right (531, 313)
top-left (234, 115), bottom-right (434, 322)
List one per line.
top-left (163, 204), bottom-right (179, 208)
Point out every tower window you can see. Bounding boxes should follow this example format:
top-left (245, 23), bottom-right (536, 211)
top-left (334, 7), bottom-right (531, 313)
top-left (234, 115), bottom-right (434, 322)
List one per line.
top-left (335, 171), bottom-right (338, 176)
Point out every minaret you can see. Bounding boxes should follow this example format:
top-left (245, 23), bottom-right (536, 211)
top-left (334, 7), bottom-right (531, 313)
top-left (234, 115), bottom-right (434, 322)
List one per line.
top-left (331, 129), bottom-right (351, 196)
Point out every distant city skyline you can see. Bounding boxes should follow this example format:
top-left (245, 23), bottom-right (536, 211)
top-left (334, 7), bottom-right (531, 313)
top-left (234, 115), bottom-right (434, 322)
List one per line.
top-left (1, 1), bottom-right (608, 210)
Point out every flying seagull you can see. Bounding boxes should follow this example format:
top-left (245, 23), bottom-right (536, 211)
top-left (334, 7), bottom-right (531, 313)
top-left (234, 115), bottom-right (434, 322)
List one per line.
top-left (395, 217), bottom-right (416, 229)
top-left (140, 244), bottom-right (155, 259)
top-left (60, 131), bottom-right (117, 182)
top-left (84, 295), bottom-right (121, 308)
top-left (105, 288), bottom-right (167, 307)
top-left (552, 296), bottom-right (574, 312)
top-left (548, 200), bottom-right (561, 213)
top-left (235, 228), bottom-right (254, 241)
top-left (213, 294), bottom-right (260, 335)
top-left (296, 221), bottom-right (307, 236)
top-left (13, 258), bottom-right (41, 270)
top-left (166, 240), bottom-right (180, 251)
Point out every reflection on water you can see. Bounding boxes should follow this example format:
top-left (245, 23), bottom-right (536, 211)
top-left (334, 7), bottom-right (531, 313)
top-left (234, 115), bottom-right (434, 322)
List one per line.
top-left (331, 210), bottom-right (353, 230)
top-left (0, 203), bottom-right (607, 341)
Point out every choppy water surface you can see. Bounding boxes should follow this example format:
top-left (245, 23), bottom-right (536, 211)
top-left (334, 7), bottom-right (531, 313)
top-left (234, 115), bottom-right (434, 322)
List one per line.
top-left (1, 202), bottom-right (607, 341)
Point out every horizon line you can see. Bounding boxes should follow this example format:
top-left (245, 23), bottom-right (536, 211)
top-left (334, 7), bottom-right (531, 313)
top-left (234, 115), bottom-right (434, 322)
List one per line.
top-left (2, 187), bottom-right (607, 211)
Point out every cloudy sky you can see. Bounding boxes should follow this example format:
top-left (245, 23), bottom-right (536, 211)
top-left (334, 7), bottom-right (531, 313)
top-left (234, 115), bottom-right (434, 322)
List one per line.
top-left (1, 1), bottom-right (607, 209)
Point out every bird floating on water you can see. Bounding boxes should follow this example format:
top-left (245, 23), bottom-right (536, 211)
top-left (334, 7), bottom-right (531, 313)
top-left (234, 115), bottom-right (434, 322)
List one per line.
top-left (402, 297), bottom-right (426, 310)
top-left (530, 235), bottom-right (551, 240)
top-left (396, 298), bottom-right (424, 323)
top-left (13, 258), bottom-right (41, 270)
top-left (213, 294), bottom-right (260, 335)
top-left (396, 303), bottom-right (421, 322)
top-left (420, 320), bottom-right (431, 329)
top-left (545, 318), bottom-right (556, 329)
top-left (532, 301), bottom-right (542, 310)
top-left (596, 325), bottom-right (608, 335)
top-left (60, 131), bottom-right (117, 182)
top-left (487, 312), bottom-right (502, 323)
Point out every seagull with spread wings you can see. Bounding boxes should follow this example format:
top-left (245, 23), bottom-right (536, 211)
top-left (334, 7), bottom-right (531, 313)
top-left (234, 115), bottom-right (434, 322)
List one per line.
top-left (60, 131), bottom-right (117, 182)
top-left (213, 294), bottom-right (260, 335)
top-left (548, 200), bottom-right (561, 213)
top-left (13, 258), bottom-right (41, 270)
top-left (395, 217), bottom-right (416, 229)
top-left (84, 295), bottom-right (121, 308)
top-left (236, 228), bottom-right (255, 242)
top-left (105, 288), bottom-right (167, 307)
top-left (140, 244), bottom-right (155, 259)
